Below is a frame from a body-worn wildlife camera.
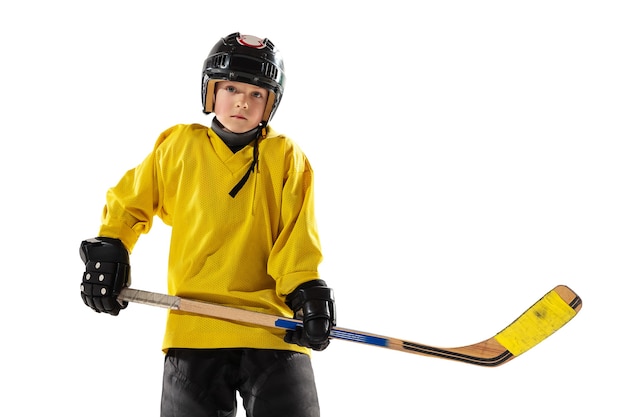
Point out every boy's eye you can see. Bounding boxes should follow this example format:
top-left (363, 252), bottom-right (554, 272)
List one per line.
top-left (225, 86), bottom-right (236, 93)
top-left (252, 91), bottom-right (263, 98)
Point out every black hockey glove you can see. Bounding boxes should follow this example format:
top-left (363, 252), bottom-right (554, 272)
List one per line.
top-left (79, 237), bottom-right (130, 316)
top-left (284, 280), bottom-right (336, 351)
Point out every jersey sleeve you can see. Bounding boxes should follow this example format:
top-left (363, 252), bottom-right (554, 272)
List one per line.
top-left (98, 125), bottom-right (178, 252)
top-left (269, 143), bottom-right (324, 297)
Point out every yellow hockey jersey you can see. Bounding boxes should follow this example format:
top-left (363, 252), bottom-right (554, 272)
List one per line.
top-left (99, 123), bottom-right (322, 354)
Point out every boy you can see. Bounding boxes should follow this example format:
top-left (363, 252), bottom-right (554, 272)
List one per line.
top-left (79, 32), bottom-right (336, 417)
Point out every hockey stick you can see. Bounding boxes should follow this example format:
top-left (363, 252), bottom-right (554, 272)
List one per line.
top-left (118, 285), bottom-right (581, 367)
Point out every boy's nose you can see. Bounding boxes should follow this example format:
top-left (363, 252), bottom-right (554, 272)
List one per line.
top-left (236, 96), bottom-right (248, 108)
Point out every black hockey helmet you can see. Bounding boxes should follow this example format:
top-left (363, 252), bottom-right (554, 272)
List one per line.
top-left (202, 32), bottom-right (286, 123)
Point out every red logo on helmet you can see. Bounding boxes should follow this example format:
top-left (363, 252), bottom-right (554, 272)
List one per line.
top-left (236, 35), bottom-right (266, 49)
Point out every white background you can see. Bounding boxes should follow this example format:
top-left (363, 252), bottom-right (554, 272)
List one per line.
top-left (1, 1), bottom-right (624, 415)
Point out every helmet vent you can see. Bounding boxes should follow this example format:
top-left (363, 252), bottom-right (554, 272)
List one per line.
top-left (225, 33), bottom-right (239, 43)
top-left (212, 54), bottom-right (228, 68)
top-left (262, 63), bottom-right (278, 80)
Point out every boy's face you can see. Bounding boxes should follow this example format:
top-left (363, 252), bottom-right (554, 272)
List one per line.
top-left (213, 81), bottom-right (269, 133)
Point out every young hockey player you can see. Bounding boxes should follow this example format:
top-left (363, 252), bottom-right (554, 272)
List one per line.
top-left (79, 32), bottom-right (336, 417)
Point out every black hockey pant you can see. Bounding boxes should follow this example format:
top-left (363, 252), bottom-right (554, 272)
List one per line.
top-left (160, 348), bottom-right (321, 417)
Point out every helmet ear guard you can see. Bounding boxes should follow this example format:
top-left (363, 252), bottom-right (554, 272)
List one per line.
top-left (202, 33), bottom-right (285, 123)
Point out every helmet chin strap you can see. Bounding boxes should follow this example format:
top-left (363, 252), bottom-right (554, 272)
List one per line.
top-left (211, 117), bottom-right (266, 198)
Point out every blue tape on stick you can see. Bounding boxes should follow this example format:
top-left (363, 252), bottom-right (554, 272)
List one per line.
top-left (330, 329), bottom-right (388, 347)
top-left (275, 319), bottom-right (299, 330)
top-left (275, 320), bottom-right (388, 348)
